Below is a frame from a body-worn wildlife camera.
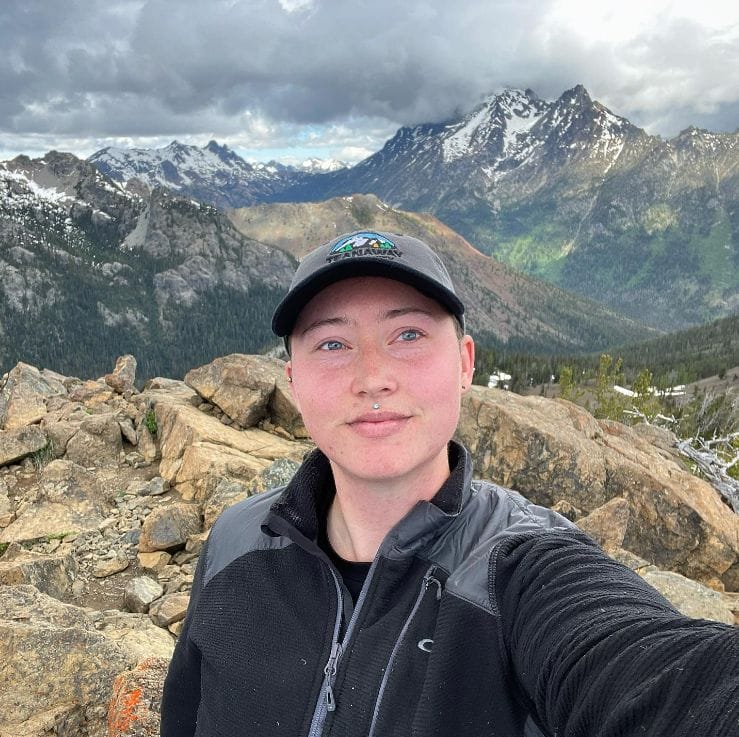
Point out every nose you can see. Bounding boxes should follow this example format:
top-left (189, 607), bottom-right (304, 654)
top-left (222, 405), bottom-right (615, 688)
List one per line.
top-left (350, 343), bottom-right (398, 399)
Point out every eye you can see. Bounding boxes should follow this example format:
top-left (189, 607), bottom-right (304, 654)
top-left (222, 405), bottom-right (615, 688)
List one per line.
top-left (319, 339), bottom-right (345, 351)
top-left (397, 329), bottom-right (423, 342)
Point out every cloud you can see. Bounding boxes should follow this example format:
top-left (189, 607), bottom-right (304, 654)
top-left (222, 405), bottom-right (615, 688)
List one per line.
top-left (1, 0), bottom-right (737, 160)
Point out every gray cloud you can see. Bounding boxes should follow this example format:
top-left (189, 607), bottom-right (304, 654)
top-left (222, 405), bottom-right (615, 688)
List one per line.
top-left (1, 0), bottom-right (737, 161)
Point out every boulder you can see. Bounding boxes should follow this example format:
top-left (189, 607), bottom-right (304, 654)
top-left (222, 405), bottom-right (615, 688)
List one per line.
top-left (185, 353), bottom-right (282, 428)
top-left (149, 592), bottom-right (190, 628)
top-left (124, 576), bottom-right (164, 613)
top-left (0, 585), bottom-right (172, 737)
top-left (65, 413), bottom-right (123, 467)
top-left (104, 355), bottom-right (137, 395)
top-left (0, 362), bottom-right (67, 430)
top-left (107, 658), bottom-right (169, 737)
top-left (0, 543), bottom-right (77, 599)
top-left (0, 425), bottom-right (47, 468)
top-left (576, 497), bottom-right (631, 552)
top-left (39, 419), bottom-right (79, 458)
top-left (203, 478), bottom-right (251, 529)
top-left (457, 387), bottom-right (739, 590)
top-left (68, 379), bottom-right (116, 406)
top-left (0, 459), bottom-right (110, 545)
top-left (641, 570), bottom-right (736, 625)
top-left (156, 401), bottom-right (310, 501)
top-left (139, 503), bottom-right (201, 553)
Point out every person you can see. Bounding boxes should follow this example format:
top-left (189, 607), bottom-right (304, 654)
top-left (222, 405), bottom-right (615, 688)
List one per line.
top-left (161, 230), bottom-right (738, 737)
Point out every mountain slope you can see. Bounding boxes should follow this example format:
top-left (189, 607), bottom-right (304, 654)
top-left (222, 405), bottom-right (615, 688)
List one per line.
top-left (0, 152), bottom-right (294, 379)
top-left (280, 87), bottom-right (739, 330)
top-left (228, 193), bottom-right (658, 353)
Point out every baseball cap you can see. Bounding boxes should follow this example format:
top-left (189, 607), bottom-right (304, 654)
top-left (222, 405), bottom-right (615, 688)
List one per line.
top-left (271, 230), bottom-right (465, 337)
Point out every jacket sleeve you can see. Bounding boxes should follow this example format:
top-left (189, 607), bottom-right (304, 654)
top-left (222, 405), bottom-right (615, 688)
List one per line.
top-left (491, 529), bottom-right (739, 737)
top-left (160, 538), bottom-right (209, 737)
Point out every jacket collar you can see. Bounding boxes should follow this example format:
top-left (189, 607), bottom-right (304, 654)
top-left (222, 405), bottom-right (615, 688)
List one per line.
top-left (264, 441), bottom-right (473, 549)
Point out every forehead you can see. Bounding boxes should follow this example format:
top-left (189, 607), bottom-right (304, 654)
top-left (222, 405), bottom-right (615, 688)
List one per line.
top-left (293, 276), bottom-right (448, 330)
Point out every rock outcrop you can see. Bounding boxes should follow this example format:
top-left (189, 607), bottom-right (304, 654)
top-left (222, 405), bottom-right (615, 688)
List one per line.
top-left (0, 354), bottom-right (737, 736)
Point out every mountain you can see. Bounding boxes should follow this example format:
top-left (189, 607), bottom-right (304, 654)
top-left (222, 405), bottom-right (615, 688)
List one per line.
top-left (281, 86), bottom-right (739, 331)
top-left (228, 193), bottom-right (658, 353)
top-left (89, 87), bottom-right (739, 332)
top-left (0, 152), bottom-right (294, 379)
top-left (88, 140), bottom-right (319, 210)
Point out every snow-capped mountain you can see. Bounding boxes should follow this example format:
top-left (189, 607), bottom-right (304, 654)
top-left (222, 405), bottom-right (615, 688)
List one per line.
top-left (83, 85), bottom-right (739, 330)
top-left (88, 140), bottom-right (312, 209)
top-left (280, 85), bottom-right (738, 330)
top-left (0, 152), bottom-right (294, 378)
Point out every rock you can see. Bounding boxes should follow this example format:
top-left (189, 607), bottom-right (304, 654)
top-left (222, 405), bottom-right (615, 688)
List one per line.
top-left (137, 551), bottom-right (172, 573)
top-left (93, 552), bottom-right (130, 578)
top-left (136, 418), bottom-right (159, 462)
top-left (0, 543), bottom-right (77, 599)
top-left (39, 419), bottom-right (78, 458)
top-left (0, 484), bottom-right (14, 527)
top-left (107, 658), bottom-right (169, 737)
top-left (118, 416), bottom-right (138, 445)
top-left (124, 576), bottom-right (164, 614)
top-left (143, 476), bottom-right (169, 496)
top-left (0, 459), bottom-right (109, 545)
top-left (269, 371), bottom-right (309, 439)
top-left (149, 592), bottom-right (189, 627)
top-left (185, 353), bottom-right (282, 428)
top-left (95, 609), bottom-right (175, 662)
top-left (203, 478), bottom-right (251, 529)
top-left (0, 424), bottom-right (47, 468)
top-left (139, 377), bottom-right (200, 407)
top-left (0, 585), bottom-right (171, 737)
top-left (0, 362), bottom-right (67, 431)
top-left (65, 413), bottom-right (123, 467)
top-left (576, 497), bottom-right (631, 552)
top-left (457, 387), bottom-right (739, 590)
top-left (139, 503), bottom-right (201, 553)
top-left (105, 355), bottom-right (137, 395)
top-left (156, 401), bottom-right (310, 501)
top-left (68, 379), bottom-right (116, 406)
top-left (641, 570), bottom-right (736, 625)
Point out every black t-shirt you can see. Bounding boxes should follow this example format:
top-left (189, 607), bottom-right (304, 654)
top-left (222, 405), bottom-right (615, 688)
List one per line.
top-left (318, 517), bottom-right (371, 604)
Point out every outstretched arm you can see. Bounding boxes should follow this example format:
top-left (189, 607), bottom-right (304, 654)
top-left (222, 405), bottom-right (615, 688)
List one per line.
top-left (492, 530), bottom-right (739, 737)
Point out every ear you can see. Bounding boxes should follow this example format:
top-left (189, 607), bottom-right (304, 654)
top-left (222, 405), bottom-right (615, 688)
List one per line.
top-left (459, 335), bottom-right (475, 393)
top-left (285, 361), bottom-right (299, 404)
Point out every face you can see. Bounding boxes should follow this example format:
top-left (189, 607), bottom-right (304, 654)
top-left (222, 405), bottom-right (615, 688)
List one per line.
top-left (286, 277), bottom-right (474, 490)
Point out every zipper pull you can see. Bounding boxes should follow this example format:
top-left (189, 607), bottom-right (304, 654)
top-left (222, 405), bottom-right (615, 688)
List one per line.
top-left (323, 640), bottom-right (343, 712)
top-left (423, 567), bottom-right (443, 600)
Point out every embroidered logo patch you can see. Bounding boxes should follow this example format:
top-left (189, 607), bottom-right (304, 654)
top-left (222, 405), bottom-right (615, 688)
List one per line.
top-left (326, 232), bottom-right (402, 263)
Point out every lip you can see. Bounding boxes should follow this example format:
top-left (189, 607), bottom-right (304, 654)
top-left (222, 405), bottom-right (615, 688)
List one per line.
top-left (347, 411), bottom-right (410, 438)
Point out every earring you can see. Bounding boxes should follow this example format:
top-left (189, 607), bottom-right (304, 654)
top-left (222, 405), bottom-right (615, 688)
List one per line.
top-left (287, 377), bottom-right (293, 383)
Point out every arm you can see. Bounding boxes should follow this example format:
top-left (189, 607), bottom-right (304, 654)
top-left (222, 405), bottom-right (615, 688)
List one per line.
top-left (491, 530), bottom-right (739, 737)
top-left (160, 540), bottom-right (208, 737)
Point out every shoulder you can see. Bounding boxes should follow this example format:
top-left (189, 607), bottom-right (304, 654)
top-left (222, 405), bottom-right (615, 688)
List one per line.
top-left (201, 486), bottom-right (289, 586)
top-left (428, 478), bottom-right (579, 612)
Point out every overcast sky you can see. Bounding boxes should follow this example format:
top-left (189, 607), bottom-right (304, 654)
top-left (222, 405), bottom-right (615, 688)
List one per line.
top-left (1, 0), bottom-right (738, 164)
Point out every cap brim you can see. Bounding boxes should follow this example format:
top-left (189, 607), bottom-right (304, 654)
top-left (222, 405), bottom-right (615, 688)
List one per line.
top-left (271, 258), bottom-right (464, 337)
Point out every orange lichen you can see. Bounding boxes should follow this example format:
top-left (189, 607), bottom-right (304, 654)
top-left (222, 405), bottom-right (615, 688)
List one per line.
top-left (107, 684), bottom-right (143, 736)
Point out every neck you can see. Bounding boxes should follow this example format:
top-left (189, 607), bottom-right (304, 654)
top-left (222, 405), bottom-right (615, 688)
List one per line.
top-left (326, 452), bottom-right (451, 562)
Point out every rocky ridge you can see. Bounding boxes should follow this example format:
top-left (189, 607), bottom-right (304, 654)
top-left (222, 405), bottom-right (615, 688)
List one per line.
top-left (0, 354), bottom-right (737, 736)
top-left (0, 153), bottom-right (295, 380)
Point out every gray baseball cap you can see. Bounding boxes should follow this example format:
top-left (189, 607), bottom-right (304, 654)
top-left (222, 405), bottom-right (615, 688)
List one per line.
top-left (271, 230), bottom-right (465, 337)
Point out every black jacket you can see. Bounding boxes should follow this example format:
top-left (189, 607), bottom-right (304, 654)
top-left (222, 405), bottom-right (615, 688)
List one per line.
top-left (161, 443), bottom-right (739, 737)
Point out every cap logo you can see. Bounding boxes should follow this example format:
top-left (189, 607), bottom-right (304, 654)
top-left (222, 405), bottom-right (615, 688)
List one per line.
top-left (326, 232), bottom-right (402, 263)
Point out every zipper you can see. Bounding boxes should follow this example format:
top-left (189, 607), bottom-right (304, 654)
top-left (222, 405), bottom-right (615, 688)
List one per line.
top-left (307, 556), bottom-right (381, 736)
top-left (307, 568), bottom-right (344, 737)
top-left (366, 565), bottom-right (442, 737)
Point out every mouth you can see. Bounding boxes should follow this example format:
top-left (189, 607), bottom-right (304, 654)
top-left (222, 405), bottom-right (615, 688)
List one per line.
top-left (347, 411), bottom-right (411, 438)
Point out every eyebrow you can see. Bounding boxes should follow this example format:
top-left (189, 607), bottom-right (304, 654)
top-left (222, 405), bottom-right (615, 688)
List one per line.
top-left (299, 307), bottom-right (438, 338)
